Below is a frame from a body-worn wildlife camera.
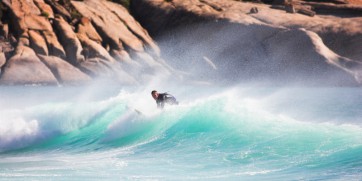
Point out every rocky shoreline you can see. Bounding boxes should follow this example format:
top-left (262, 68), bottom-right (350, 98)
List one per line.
top-left (0, 0), bottom-right (361, 86)
top-left (0, 0), bottom-right (170, 85)
top-left (131, 0), bottom-right (362, 86)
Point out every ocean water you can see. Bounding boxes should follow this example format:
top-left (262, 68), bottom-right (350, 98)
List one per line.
top-left (0, 86), bottom-right (362, 180)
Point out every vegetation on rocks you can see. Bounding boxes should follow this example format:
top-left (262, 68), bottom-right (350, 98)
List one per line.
top-left (41, 11), bottom-right (50, 18)
top-left (108, 0), bottom-right (131, 9)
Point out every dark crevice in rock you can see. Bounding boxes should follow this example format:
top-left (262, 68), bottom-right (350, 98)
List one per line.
top-left (29, 30), bottom-right (48, 55)
top-left (4, 8), bottom-right (22, 38)
top-left (301, 2), bottom-right (362, 17)
top-left (0, 3), bottom-right (14, 59)
top-left (44, 0), bottom-right (72, 21)
top-left (108, 0), bottom-right (131, 10)
top-left (199, 0), bottom-right (224, 11)
top-left (130, 0), bottom-right (211, 37)
top-left (39, 30), bottom-right (51, 54)
top-left (52, 17), bottom-right (85, 65)
top-left (88, 20), bottom-right (116, 51)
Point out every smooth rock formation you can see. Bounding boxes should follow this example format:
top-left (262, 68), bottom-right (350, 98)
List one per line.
top-left (0, 46), bottom-right (58, 85)
top-left (38, 55), bottom-right (91, 85)
top-left (131, 0), bottom-right (362, 85)
top-left (78, 58), bottom-right (137, 84)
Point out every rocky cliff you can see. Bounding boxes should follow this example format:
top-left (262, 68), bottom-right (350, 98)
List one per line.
top-left (0, 0), bottom-right (170, 85)
top-left (1, 0), bottom-right (361, 86)
top-left (131, 0), bottom-right (362, 86)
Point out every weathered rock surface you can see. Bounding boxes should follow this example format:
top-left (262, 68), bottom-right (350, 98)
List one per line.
top-left (0, 0), bottom-right (170, 85)
top-left (131, 0), bottom-right (362, 85)
top-left (72, 0), bottom-right (145, 53)
top-left (78, 58), bottom-right (137, 84)
top-left (101, 1), bottom-right (160, 56)
top-left (44, 0), bottom-right (72, 21)
top-left (34, 0), bottom-right (55, 19)
top-left (53, 16), bottom-right (84, 65)
top-left (76, 33), bottom-right (115, 62)
top-left (38, 55), bottom-right (91, 85)
top-left (28, 30), bottom-right (48, 55)
top-left (0, 45), bottom-right (58, 85)
top-left (77, 18), bottom-right (102, 44)
top-left (1, 0), bottom-right (360, 86)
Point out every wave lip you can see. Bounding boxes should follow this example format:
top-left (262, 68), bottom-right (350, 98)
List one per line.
top-left (0, 116), bottom-right (40, 152)
top-left (0, 96), bottom-right (120, 152)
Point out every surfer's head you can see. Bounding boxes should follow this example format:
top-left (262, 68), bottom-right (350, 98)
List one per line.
top-left (151, 90), bottom-right (158, 100)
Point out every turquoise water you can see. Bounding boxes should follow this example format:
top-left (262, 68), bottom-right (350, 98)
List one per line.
top-left (1, 87), bottom-right (362, 180)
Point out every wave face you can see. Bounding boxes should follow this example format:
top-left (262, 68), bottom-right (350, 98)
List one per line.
top-left (1, 87), bottom-right (362, 180)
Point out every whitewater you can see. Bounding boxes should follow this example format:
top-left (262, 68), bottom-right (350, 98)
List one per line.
top-left (0, 85), bottom-right (362, 180)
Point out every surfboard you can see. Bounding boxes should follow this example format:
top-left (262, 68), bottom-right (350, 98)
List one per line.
top-left (134, 109), bottom-right (143, 115)
top-left (125, 105), bottom-right (143, 115)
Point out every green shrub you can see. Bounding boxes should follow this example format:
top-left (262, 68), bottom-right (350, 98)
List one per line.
top-left (70, 10), bottom-right (82, 19)
top-left (109, 0), bottom-right (131, 9)
top-left (41, 11), bottom-right (50, 18)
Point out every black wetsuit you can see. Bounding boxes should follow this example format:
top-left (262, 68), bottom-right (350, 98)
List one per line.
top-left (156, 93), bottom-right (179, 109)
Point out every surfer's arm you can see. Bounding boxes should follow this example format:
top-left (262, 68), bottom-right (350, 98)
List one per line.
top-left (156, 94), bottom-right (166, 109)
top-left (157, 101), bottom-right (165, 109)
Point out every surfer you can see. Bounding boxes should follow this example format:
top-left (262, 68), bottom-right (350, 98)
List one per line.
top-left (151, 90), bottom-right (179, 109)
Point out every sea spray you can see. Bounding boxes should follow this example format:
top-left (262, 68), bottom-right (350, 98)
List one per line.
top-left (1, 87), bottom-right (362, 180)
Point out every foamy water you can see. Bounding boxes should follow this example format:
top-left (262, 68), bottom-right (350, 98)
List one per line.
top-left (0, 86), bottom-right (362, 180)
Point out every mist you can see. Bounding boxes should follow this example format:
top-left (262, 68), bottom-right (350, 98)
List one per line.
top-left (153, 20), bottom-right (360, 87)
top-left (0, 2), bottom-right (361, 155)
